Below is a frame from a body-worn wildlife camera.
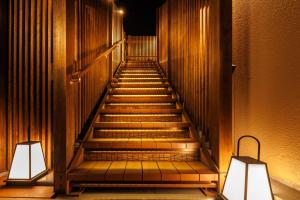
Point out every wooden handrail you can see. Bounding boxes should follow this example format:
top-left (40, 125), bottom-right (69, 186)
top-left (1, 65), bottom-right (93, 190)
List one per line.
top-left (70, 39), bottom-right (124, 83)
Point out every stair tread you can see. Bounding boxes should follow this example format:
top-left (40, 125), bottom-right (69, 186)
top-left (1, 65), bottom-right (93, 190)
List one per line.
top-left (69, 161), bottom-right (217, 182)
top-left (94, 122), bottom-right (190, 129)
top-left (100, 108), bottom-right (182, 114)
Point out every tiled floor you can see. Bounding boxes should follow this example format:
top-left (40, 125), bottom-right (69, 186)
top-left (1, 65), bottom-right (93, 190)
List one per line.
top-left (57, 189), bottom-right (214, 200)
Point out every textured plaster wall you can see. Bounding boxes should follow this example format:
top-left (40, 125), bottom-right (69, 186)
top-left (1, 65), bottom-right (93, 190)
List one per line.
top-left (233, 0), bottom-right (300, 190)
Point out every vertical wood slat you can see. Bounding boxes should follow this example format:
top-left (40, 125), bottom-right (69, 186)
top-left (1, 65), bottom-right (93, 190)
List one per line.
top-left (1, 0), bottom-right (53, 171)
top-left (127, 36), bottom-right (157, 62)
top-left (157, 0), bottom-right (232, 183)
top-left (0, 0), bottom-right (9, 171)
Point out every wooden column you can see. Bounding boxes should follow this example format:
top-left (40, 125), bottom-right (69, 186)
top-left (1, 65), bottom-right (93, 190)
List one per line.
top-left (53, 0), bottom-right (68, 193)
top-left (218, 0), bottom-right (232, 190)
top-left (0, 0), bottom-right (9, 171)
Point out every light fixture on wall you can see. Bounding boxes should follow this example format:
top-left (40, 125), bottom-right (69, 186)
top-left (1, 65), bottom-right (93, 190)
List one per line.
top-left (7, 128), bottom-right (47, 184)
top-left (117, 9), bottom-right (124, 15)
top-left (219, 135), bottom-right (274, 200)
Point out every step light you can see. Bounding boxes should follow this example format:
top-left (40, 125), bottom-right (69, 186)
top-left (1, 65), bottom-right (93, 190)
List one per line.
top-left (111, 94), bottom-right (170, 97)
top-left (114, 88), bottom-right (166, 90)
top-left (116, 82), bottom-right (164, 84)
top-left (219, 135), bottom-right (274, 200)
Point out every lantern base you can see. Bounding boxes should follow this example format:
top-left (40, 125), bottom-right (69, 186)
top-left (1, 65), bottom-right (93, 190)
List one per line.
top-left (216, 194), bottom-right (227, 200)
top-left (6, 170), bottom-right (48, 186)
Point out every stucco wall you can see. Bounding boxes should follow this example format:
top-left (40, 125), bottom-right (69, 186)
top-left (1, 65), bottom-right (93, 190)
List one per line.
top-left (233, 0), bottom-right (300, 190)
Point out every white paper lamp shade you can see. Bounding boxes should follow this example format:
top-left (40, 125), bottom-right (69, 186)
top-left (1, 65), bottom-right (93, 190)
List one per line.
top-left (247, 164), bottom-right (273, 200)
top-left (222, 157), bottom-right (273, 200)
top-left (222, 158), bottom-right (246, 200)
top-left (8, 142), bottom-right (47, 181)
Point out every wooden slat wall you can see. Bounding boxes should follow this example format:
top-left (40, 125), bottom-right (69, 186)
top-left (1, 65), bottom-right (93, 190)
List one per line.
top-left (0, 0), bottom-right (9, 171)
top-left (0, 0), bottom-right (53, 170)
top-left (0, 0), bottom-right (122, 191)
top-left (127, 36), bottom-right (157, 61)
top-left (157, 4), bottom-right (168, 75)
top-left (157, 0), bottom-right (232, 178)
top-left (112, 3), bottom-right (123, 73)
top-left (52, 0), bottom-right (123, 193)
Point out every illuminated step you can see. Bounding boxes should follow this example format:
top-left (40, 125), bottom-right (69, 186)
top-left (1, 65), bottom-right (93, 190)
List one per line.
top-left (93, 128), bottom-right (189, 139)
top-left (99, 113), bottom-right (182, 122)
top-left (111, 94), bottom-right (170, 97)
top-left (115, 82), bottom-right (165, 84)
top-left (84, 150), bottom-right (200, 162)
top-left (115, 78), bottom-right (167, 82)
top-left (93, 121), bottom-right (191, 129)
top-left (84, 138), bottom-right (200, 150)
top-left (109, 88), bottom-right (171, 95)
top-left (113, 88), bottom-right (166, 90)
top-left (119, 77), bottom-right (162, 80)
top-left (106, 96), bottom-right (176, 103)
top-left (100, 108), bottom-right (183, 114)
top-left (118, 73), bottom-right (162, 76)
top-left (68, 161), bottom-right (218, 184)
top-left (104, 102), bottom-right (176, 109)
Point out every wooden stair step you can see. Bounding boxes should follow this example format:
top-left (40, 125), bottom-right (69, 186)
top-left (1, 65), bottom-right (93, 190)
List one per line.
top-left (99, 113), bottom-right (182, 122)
top-left (100, 108), bottom-right (182, 114)
top-left (93, 128), bottom-right (190, 138)
top-left (103, 102), bottom-right (177, 109)
top-left (84, 138), bottom-right (200, 150)
top-left (108, 88), bottom-right (172, 95)
top-left (117, 74), bottom-right (163, 78)
top-left (84, 150), bottom-right (200, 161)
top-left (106, 96), bottom-right (176, 103)
top-left (68, 161), bottom-right (217, 183)
top-left (93, 122), bottom-right (191, 129)
top-left (111, 82), bottom-right (169, 88)
top-left (114, 78), bottom-right (167, 82)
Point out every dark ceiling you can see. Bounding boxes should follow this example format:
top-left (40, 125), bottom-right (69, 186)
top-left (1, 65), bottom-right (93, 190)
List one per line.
top-left (116, 0), bottom-right (165, 35)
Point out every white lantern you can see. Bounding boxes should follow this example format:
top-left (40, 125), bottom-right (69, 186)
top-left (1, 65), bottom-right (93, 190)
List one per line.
top-left (7, 141), bottom-right (47, 184)
top-left (220, 136), bottom-right (274, 200)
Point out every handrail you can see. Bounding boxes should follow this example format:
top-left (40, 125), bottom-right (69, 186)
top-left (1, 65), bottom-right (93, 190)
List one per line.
top-left (70, 39), bottom-right (124, 83)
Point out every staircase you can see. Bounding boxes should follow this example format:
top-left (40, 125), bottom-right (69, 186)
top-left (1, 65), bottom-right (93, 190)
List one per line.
top-left (68, 61), bottom-right (218, 189)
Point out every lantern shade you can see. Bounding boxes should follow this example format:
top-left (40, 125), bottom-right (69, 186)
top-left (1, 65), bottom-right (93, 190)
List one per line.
top-left (8, 141), bottom-right (47, 183)
top-left (222, 156), bottom-right (273, 200)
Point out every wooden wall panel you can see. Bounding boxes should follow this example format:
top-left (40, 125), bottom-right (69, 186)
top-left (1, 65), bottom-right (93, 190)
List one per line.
top-left (53, 0), bottom-right (123, 193)
top-left (0, 0), bottom-right (54, 171)
top-left (157, 3), bottom-right (168, 75)
top-left (157, 0), bottom-right (232, 180)
top-left (127, 36), bottom-right (157, 61)
top-left (0, 0), bottom-right (9, 171)
top-left (112, 3), bottom-right (123, 73)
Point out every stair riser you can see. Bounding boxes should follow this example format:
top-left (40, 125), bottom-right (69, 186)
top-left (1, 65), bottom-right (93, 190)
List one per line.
top-left (104, 104), bottom-right (176, 109)
top-left (93, 130), bottom-right (189, 138)
top-left (106, 97), bottom-right (175, 103)
top-left (99, 115), bottom-right (182, 122)
top-left (84, 151), bottom-right (199, 162)
top-left (115, 79), bottom-right (167, 82)
top-left (109, 90), bottom-right (171, 95)
top-left (111, 84), bottom-right (169, 88)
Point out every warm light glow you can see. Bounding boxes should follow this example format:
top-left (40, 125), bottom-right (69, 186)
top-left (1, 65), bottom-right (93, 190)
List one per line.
top-left (9, 144), bottom-right (30, 179)
top-left (118, 9), bottom-right (124, 15)
top-left (223, 158), bottom-right (246, 200)
top-left (247, 164), bottom-right (273, 200)
top-left (31, 143), bottom-right (47, 178)
top-left (8, 142), bottom-right (47, 180)
top-left (222, 157), bottom-right (273, 200)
